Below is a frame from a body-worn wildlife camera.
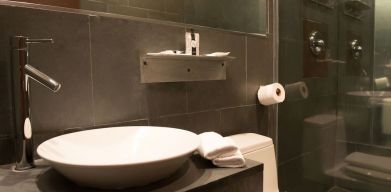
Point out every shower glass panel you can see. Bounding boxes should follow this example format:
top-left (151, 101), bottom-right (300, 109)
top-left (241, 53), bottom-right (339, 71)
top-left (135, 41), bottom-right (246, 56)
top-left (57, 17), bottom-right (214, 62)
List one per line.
top-left (278, 0), bottom-right (391, 191)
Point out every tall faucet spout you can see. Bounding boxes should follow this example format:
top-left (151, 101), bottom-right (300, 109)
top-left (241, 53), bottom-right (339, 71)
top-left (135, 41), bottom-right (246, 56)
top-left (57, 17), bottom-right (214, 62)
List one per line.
top-left (24, 64), bottom-right (61, 92)
top-left (10, 35), bottom-right (60, 171)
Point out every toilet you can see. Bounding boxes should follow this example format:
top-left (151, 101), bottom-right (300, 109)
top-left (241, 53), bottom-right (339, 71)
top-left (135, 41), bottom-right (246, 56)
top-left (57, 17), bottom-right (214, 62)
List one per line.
top-left (227, 133), bottom-right (279, 192)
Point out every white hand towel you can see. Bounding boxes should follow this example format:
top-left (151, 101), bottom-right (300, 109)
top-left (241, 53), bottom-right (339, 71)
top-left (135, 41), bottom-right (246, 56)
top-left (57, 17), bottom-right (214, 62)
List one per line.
top-left (198, 132), bottom-right (238, 160)
top-left (212, 149), bottom-right (246, 168)
top-left (212, 138), bottom-right (246, 168)
top-left (204, 52), bottom-right (230, 57)
top-left (147, 50), bottom-right (183, 56)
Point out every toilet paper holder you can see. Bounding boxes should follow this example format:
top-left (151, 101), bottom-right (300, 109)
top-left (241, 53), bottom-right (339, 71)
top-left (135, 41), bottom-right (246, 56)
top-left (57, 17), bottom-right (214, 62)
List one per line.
top-left (257, 83), bottom-right (286, 105)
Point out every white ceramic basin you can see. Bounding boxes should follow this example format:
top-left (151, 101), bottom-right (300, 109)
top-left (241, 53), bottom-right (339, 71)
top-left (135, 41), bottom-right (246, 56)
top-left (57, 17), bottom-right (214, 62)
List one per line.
top-left (37, 126), bottom-right (200, 189)
top-left (346, 91), bottom-right (391, 97)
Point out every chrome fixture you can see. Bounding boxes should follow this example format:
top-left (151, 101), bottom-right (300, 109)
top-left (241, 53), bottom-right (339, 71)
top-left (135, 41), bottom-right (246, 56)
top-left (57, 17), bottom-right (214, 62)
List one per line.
top-left (10, 36), bottom-right (61, 171)
top-left (351, 39), bottom-right (363, 60)
top-left (309, 31), bottom-right (325, 56)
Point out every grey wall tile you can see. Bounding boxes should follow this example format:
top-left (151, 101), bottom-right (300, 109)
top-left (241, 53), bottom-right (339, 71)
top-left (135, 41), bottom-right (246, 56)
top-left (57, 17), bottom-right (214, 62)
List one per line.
top-left (279, 40), bottom-right (303, 85)
top-left (90, 16), bottom-right (147, 125)
top-left (0, 137), bottom-right (14, 164)
top-left (103, 0), bottom-right (130, 6)
top-left (107, 5), bottom-right (148, 18)
top-left (150, 114), bottom-right (191, 130)
top-left (131, 0), bottom-right (165, 12)
top-left (80, 0), bottom-right (107, 12)
top-left (0, 109), bottom-right (13, 137)
top-left (220, 105), bottom-right (268, 136)
top-left (278, 100), bottom-right (305, 163)
top-left (0, 6), bottom-right (94, 133)
top-left (150, 111), bottom-right (220, 134)
top-left (165, 0), bottom-right (184, 14)
top-left (93, 119), bottom-right (149, 129)
top-left (186, 28), bottom-right (246, 112)
top-left (124, 20), bottom-right (187, 119)
top-left (279, 0), bottom-right (302, 41)
top-left (145, 83), bottom-right (187, 118)
top-left (90, 16), bottom-right (187, 125)
top-left (246, 35), bottom-right (274, 104)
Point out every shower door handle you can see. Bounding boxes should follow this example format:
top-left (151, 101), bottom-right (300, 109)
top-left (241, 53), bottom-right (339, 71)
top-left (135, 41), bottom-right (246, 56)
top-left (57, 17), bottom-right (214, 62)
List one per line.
top-left (351, 39), bottom-right (363, 60)
top-left (309, 31), bottom-right (325, 56)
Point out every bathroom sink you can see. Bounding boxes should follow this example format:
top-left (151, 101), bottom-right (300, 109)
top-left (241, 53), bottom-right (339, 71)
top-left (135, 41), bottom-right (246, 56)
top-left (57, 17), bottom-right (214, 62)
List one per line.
top-left (37, 126), bottom-right (200, 189)
top-left (346, 91), bottom-right (391, 97)
top-left (346, 91), bottom-right (391, 105)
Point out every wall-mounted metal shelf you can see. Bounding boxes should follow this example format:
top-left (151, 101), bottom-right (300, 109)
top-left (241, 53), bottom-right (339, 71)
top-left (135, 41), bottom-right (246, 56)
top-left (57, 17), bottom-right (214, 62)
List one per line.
top-left (140, 55), bottom-right (235, 83)
top-left (344, 0), bottom-right (371, 20)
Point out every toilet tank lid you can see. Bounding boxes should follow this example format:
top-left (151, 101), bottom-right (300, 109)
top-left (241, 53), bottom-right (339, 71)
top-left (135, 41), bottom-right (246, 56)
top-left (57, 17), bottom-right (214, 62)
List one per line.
top-left (227, 133), bottom-right (273, 154)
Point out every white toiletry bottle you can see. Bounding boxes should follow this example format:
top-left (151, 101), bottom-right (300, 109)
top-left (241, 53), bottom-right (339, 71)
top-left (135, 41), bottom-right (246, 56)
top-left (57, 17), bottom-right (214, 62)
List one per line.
top-left (186, 29), bottom-right (199, 56)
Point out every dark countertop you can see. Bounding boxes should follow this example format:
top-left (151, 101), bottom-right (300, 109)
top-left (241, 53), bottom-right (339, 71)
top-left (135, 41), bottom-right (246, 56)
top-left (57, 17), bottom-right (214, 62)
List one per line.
top-left (0, 156), bottom-right (263, 192)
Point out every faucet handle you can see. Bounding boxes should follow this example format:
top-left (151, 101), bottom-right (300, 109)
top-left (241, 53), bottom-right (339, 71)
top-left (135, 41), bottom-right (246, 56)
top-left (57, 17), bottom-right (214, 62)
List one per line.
top-left (11, 36), bottom-right (54, 49)
top-left (26, 38), bottom-right (54, 44)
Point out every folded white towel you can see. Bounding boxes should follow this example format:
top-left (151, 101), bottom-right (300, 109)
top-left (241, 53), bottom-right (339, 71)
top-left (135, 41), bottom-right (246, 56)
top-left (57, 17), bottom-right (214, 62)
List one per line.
top-left (204, 52), bottom-right (230, 57)
top-left (147, 50), bottom-right (184, 56)
top-left (212, 138), bottom-right (246, 168)
top-left (198, 132), bottom-right (238, 160)
top-left (212, 149), bottom-right (246, 168)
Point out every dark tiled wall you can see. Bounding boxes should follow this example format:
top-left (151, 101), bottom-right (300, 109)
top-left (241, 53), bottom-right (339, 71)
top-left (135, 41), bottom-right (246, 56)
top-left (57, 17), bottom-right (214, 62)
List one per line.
top-left (0, 0), bottom-right (275, 165)
top-left (81, 0), bottom-right (268, 34)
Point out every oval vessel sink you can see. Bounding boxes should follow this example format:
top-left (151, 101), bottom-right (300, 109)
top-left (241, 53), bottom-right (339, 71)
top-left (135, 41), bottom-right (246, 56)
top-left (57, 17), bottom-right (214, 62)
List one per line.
top-left (37, 126), bottom-right (200, 189)
top-left (346, 91), bottom-right (391, 97)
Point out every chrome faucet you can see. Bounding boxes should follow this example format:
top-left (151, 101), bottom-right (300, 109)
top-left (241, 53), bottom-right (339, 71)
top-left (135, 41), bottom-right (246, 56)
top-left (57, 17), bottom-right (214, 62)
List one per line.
top-left (10, 36), bottom-right (61, 171)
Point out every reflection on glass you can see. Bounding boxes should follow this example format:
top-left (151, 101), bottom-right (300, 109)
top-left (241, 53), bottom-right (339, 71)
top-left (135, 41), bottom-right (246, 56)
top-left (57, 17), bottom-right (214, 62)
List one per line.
top-left (184, 0), bottom-right (267, 34)
top-left (9, 0), bottom-right (268, 34)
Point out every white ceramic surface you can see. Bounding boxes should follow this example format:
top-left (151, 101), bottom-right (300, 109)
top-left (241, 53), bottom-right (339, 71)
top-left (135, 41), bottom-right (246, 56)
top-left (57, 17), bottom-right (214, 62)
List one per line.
top-left (346, 91), bottom-right (391, 97)
top-left (37, 126), bottom-right (200, 189)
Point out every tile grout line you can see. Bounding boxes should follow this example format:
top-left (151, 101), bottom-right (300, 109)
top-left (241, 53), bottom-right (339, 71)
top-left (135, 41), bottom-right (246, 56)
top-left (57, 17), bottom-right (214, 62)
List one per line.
top-left (184, 26), bottom-right (189, 114)
top-left (88, 16), bottom-right (96, 127)
top-left (93, 118), bottom-right (149, 127)
top-left (245, 36), bottom-right (248, 105)
top-left (218, 109), bottom-right (222, 131)
top-left (185, 83), bottom-right (189, 113)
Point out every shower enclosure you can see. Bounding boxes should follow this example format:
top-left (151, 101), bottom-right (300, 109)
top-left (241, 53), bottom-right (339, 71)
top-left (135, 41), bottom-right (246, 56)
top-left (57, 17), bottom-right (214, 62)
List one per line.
top-left (278, 0), bottom-right (391, 191)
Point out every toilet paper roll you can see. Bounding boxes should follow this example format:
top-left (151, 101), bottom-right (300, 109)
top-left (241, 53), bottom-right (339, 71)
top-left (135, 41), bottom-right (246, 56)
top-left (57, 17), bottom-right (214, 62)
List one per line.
top-left (257, 83), bottom-right (285, 105)
top-left (285, 81), bottom-right (309, 100)
top-left (375, 77), bottom-right (390, 90)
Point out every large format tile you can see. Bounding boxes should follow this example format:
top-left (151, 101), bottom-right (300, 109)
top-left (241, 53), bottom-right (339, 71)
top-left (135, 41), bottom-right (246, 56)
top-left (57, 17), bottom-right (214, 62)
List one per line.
top-left (220, 105), bottom-right (268, 136)
top-left (279, 0), bottom-right (302, 41)
top-left (0, 110), bottom-right (13, 137)
top-left (145, 83), bottom-right (187, 118)
top-left (278, 99), bottom-right (305, 163)
top-left (246, 35), bottom-right (274, 104)
top-left (90, 16), bottom-right (146, 125)
top-left (0, 6), bottom-right (94, 132)
top-left (0, 137), bottom-right (14, 164)
top-left (130, 0), bottom-right (165, 11)
top-left (186, 28), bottom-right (246, 112)
top-left (150, 110), bottom-right (220, 134)
top-left (90, 16), bottom-right (187, 124)
top-left (136, 21), bottom-right (187, 118)
top-left (279, 40), bottom-right (303, 85)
